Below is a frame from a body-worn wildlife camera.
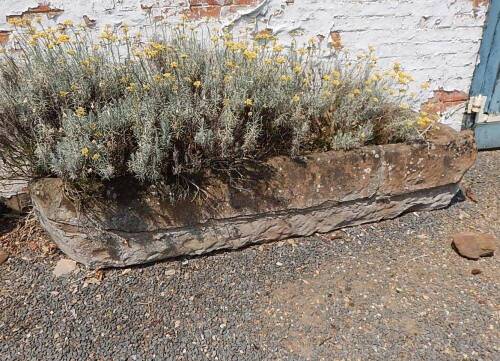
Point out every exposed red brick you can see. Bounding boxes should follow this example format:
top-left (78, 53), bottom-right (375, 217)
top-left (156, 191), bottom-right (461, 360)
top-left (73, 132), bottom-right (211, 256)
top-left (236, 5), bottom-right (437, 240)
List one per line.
top-left (472, 0), bottom-right (489, 8)
top-left (229, 2), bottom-right (260, 14)
top-left (190, 0), bottom-right (231, 6)
top-left (0, 30), bottom-right (11, 45)
top-left (24, 4), bottom-right (63, 14)
top-left (233, 0), bottom-right (260, 5)
top-left (329, 31), bottom-right (343, 50)
top-left (6, 3), bottom-right (64, 22)
top-left (422, 88), bottom-right (469, 114)
top-left (186, 0), bottom-right (260, 18)
top-left (186, 6), bottom-right (222, 19)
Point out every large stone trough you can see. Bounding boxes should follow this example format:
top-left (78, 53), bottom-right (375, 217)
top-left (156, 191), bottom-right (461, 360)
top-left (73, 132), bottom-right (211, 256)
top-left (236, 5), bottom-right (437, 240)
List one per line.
top-left (30, 126), bottom-right (476, 268)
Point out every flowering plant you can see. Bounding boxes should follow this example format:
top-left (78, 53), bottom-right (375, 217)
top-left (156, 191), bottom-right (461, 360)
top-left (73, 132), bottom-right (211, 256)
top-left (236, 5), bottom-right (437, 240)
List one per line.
top-left (0, 19), bottom-right (426, 197)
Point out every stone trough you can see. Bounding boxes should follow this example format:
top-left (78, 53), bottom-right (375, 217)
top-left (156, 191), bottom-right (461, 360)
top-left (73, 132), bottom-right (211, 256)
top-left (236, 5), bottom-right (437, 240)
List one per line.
top-left (30, 126), bottom-right (476, 268)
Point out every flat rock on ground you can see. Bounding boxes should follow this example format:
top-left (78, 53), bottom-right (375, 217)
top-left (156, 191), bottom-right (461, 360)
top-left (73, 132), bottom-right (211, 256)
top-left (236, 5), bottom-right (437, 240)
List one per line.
top-left (0, 150), bottom-right (499, 361)
top-left (52, 259), bottom-right (78, 277)
top-left (452, 232), bottom-right (497, 259)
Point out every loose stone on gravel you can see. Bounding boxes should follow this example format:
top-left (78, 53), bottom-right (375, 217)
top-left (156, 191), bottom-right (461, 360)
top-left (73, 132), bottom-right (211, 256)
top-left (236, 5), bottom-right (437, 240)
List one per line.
top-left (452, 232), bottom-right (497, 260)
top-left (165, 269), bottom-right (176, 277)
top-left (52, 258), bottom-right (77, 277)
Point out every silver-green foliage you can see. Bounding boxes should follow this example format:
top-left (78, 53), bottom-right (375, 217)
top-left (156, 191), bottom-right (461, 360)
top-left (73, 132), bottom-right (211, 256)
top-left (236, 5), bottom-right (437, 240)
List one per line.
top-left (0, 22), bottom-right (419, 188)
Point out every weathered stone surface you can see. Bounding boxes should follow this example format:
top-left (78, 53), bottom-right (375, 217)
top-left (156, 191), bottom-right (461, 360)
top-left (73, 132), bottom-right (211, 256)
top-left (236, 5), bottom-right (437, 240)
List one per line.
top-left (0, 248), bottom-right (9, 265)
top-left (0, 160), bottom-right (30, 213)
top-left (452, 232), bottom-right (497, 260)
top-left (30, 126), bottom-right (476, 268)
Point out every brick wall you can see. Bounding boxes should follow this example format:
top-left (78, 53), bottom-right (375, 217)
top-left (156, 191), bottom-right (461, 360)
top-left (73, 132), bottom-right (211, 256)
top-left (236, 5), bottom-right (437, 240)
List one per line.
top-left (0, 1), bottom-right (490, 127)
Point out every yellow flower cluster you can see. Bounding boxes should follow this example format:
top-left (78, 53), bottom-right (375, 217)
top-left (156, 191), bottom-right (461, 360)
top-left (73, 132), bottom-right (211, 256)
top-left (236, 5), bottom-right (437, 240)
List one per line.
top-left (81, 147), bottom-right (101, 161)
top-left (30, 30), bottom-right (51, 42)
top-left (420, 81), bottom-right (431, 90)
top-left (365, 73), bottom-right (382, 86)
top-left (225, 41), bottom-right (247, 52)
top-left (100, 27), bottom-right (118, 42)
top-left (254, 31), bottom-right (274, 41)
top-left (75, 107), bottom-right (86, 117)
top-left (7, 17), bottom-right (31, 27)
top-left (417, 112), bottom-right (433, 128)
top-left (81, 57), bottom-right (97, 68)
top-left (273, 44), bottom-right (284, 53)
top-left (226, 60), bottom-right (237, 69)
top-left (134, 42), bottom-right (168, 59)
top-left (126, 83), bottom-right (137, 92)
top-left (55, 34), bottom-right (70, 45)
top-left (275, 56), bottom-right (286, 65)
top-left (296, 48), bottom-right (307, 56)
top-left (27, 28), bottom-right (73, 47)
top-left (243, 49), bottom-right (257, 61)
top-left (395, 70), bottom-right (414, 85)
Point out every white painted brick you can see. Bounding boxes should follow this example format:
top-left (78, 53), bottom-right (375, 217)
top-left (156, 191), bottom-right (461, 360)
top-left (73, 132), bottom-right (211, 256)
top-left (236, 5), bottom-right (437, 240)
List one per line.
top-left (0, 0), bottom-right (489, 111)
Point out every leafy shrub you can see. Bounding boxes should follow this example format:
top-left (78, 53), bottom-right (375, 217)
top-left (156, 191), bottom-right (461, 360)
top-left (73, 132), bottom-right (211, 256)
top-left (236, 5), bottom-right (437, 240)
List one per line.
top-left (0, 19), bottom-right (428, 194)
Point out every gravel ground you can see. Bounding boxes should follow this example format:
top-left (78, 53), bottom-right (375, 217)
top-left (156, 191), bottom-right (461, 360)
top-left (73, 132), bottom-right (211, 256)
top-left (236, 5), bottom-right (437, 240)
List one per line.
top-left (1, 151), bottom-right (499, 361)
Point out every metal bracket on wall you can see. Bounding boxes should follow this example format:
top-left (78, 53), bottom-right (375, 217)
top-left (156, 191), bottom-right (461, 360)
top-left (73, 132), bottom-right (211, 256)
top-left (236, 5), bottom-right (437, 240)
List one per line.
top-left (467, 95), bottom-right (500, 123)
top-left (467, 95), bottom-right (486, 122)
top-left (465, 95), bottom-right (500, 150)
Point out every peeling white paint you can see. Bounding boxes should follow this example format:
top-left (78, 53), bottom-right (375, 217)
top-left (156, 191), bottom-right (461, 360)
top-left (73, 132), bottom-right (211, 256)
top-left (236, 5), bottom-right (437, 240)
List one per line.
top-left (0, 0), bottom-right (488, 114)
